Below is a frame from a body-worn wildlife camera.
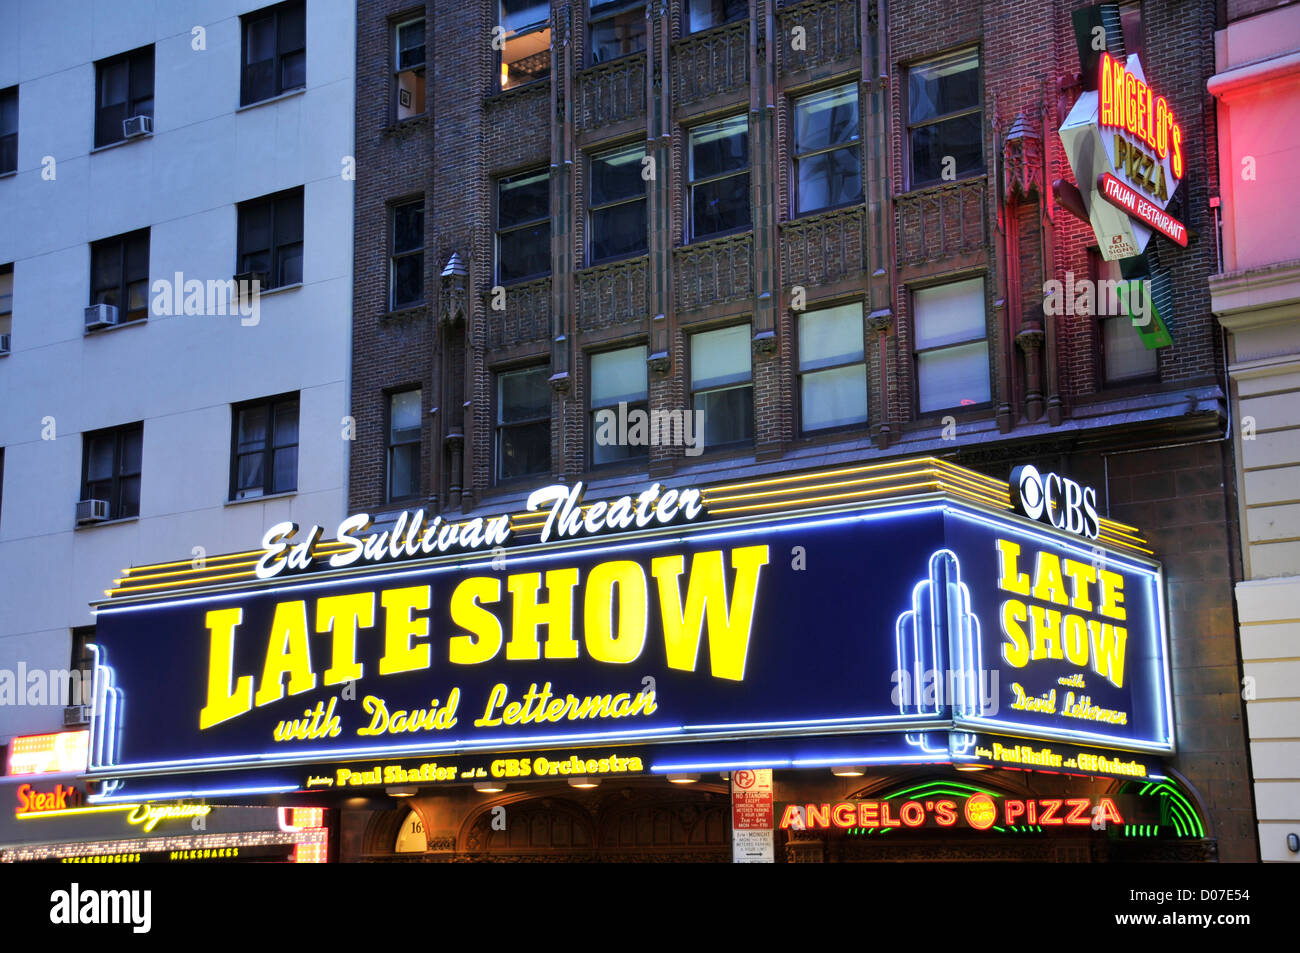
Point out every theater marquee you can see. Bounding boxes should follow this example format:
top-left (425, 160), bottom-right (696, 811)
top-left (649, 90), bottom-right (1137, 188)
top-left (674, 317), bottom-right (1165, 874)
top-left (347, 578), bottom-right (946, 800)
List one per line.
top-left (83, 459), bottom-right (1173, 802)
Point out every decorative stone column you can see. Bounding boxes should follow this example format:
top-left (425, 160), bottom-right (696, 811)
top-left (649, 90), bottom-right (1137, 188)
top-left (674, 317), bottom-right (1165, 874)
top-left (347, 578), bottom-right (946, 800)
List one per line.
top-left (867, 310), bottom-right (894, 448)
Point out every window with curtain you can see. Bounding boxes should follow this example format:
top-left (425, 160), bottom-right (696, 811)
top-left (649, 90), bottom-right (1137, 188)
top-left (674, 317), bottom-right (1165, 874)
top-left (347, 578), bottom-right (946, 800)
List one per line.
top-left (388, 389), bottom-right (422, 501)
top-left (799, 303), bottom-right (867, 432)
top-left (231, 394), bottom-right (299, 500)
top-left (912, 277), bottom-right (991, 413)
top-left (590, 345), bottom-right (648, 465)
top-left (691, 324), bottom-right (753, 449)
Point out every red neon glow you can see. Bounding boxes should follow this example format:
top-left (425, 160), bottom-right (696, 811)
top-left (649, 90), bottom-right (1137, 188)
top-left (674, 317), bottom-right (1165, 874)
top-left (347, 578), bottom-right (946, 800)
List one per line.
top-left (6, 730), bottom-right (90, 776)
top-left (1098, 173), bottom-right (1189, 246)
top-left (1099, 53), bottom-right (1184, 179)
top-left (15, 782), bottom-right (83, 815)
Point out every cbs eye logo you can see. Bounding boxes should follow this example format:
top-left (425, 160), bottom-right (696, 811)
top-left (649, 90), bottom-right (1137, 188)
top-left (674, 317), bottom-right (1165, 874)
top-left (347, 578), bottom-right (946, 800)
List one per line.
top-left (1011, 465), bottom-right (1101, 540)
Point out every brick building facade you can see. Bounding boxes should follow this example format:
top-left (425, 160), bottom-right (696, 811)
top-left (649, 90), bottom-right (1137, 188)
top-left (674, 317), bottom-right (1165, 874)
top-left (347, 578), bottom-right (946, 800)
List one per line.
top-left (349, 0), bottom-right (1257, 860)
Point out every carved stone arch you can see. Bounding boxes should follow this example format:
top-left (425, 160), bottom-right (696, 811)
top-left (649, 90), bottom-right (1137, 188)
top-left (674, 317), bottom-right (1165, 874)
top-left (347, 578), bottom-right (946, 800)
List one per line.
top-left (458, 794), bottom-right (597, 855)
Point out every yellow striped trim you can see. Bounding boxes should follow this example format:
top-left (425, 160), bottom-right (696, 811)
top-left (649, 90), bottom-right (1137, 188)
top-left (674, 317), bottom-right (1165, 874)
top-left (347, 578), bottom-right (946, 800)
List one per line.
top-left (105, 457), bottom-right (1152, 597)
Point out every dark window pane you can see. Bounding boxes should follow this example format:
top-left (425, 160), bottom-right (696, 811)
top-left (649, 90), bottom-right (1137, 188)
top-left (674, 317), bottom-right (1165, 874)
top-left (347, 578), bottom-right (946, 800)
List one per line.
top-left (498, 171), bottom-right (549, 228)
top-left (126, 279), bottom-right (149, 317)
top-left (247, 17), bottom-right (276, 65)
top-left (690, 118), bottom-right (747, 180)
top-left (240, 203), bottom-right (272, 255)
top-left (129, 51), bottom-right (154, 101)
top-left (590, 201), bottom-right (647, 261)
top-left (910, 113), bottom-right (983, 185)
top-left (591, 147), bottom-right (645, 206)
top-left (389, 444), bottom-right (419, 498)
top-left (0, 134), bottom-right (15, 175)
top-left (86, 437), bottom-right (114, 482)
top-left (694, 385), bottom-right (753, 447)
top-left (794, 86), bottom-right (859, 153)
top-left (796, 148), bottom-right (862, 214)
top-left (498, 222), bottom-right (551, 282)
top-left (398, 21), bottom-right (425, 68)
top-left (275, 192), bottom-right (304, 244)
top-left (0, 88), bottom-right (18, 134)
top-left (119, 475), bottom-right (141, 518)
top-left (125, 234), bottom-right (149, 280)
top-left (100, 62), bottom-right (128, 107)
top-left (500, 368), bottom-right (550, 423)
top-left (278, 243), bottom-right (303, 286)
top-left (500, 421), bottom-right (550, 479)
top-left (908, 50), bottom-right (979, 124)
top-left (692, 172), bottom-right (750, 239)
top-left (273, 402), bottom-right (299, 446)
top-left (237, 453), bottom-right (265, 494)
top-left (244, 61), bottom-right (274, 103)
top-left (590, 8), bottom-right (646, 63)
top-left (502, 0), bottom-right (550, 32)
top-left (392, 255), bottom-right (423, 307)
top-left (688, 0), bottom-right (746, 32)
top-left (272, 446), bottom-right (297, 493)
top-left (238, 406), bottom-right (268, 452)
top-left (279, 3), bottom-right (306, 53)
top-left (394, 203), bottom-right (423, 253)
top-left (281, 50), bottom-right (306, 90)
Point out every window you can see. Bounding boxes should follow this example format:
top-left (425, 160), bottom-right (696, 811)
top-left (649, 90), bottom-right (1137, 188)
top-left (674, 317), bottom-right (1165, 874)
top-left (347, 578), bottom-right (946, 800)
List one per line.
top-left (90, 230), bottom-right (150, 323)
top-left (497, 367), bottom-right (551, 481)
top-left (912, 277), bottom-right (991, 413)
top-left (691, 324), bottom-right (753, 449)
top-left (687, 0), bottom-right (746, 33)
top-left (231, 394), bottom-right (299, 500)
top-left (0, 263), bottom-right (11, 346)
top-left (907, 48), bottom-right (981, 188)
top-left (241, 1), bottom-right (306, 106)
top-left (82, 424), bottom-right (143, 520)
top-left (71, 627), bottom-right (95, 678)
top-left (500, 0), bottom-right (551, 90)
top-left (589, 1), bottom-right (645, 64)
top-left (590, 345), bottom-right (648, 465)
top-left (94, 47), bottom-right (153, 148)
top-left (793, 84), bottom-right (862, 215)
top-left (394, 18), bottom-right (426, 120)
top-left (238, 187), bottom-right (304, 289)
top-left (1095, 255), bottom-right (1158, 385)
top-left (799, 303), bottom-right (867, 432)
top-left (0, 447), bottom-right (4, 528)
top-left (0, 86), bottom-right (16, 174)
top-left (390, 200), bottom-right (424, 309)
top-left (689, 116), bottom-right (750, 241)
top-left (388, 389), bottom-right (422, 501)
top-left (589, 144), bottom-right (647, 263)
top-left (497, 169), bottom-right (550, 283)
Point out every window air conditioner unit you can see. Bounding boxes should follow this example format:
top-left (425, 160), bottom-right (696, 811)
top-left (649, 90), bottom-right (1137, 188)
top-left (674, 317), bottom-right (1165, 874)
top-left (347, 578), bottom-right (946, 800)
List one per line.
top-left (123, 114), bottom-right (152, 138)
top-left (64, 705), bottom-right (92, 727)
top-left (85, 303), bottom-right (119, 331)
top-left (76, 499), bottom-right (111, 524)
top-left (0, 333), bottom-right (9, 355)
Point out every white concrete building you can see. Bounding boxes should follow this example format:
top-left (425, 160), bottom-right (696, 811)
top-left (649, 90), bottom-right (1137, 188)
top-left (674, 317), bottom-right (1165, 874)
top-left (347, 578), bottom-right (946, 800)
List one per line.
top-left (1209, 0), bottom-right (1300, 863)
top-left (0, 1), bottom-right (354, 750)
